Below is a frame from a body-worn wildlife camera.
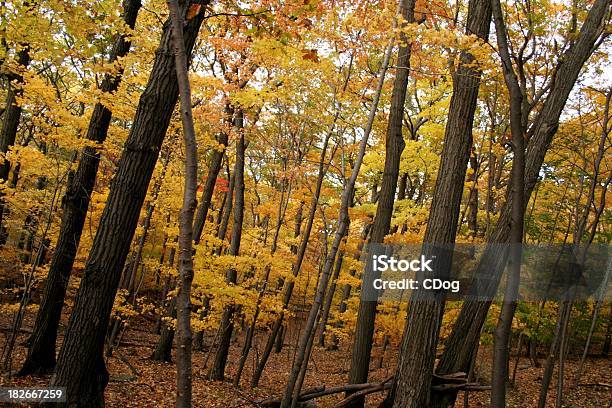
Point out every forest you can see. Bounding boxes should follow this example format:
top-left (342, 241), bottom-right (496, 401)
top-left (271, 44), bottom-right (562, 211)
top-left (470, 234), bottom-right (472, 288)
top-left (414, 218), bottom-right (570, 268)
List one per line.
top-left (0, 0), bottom-right (610, 406)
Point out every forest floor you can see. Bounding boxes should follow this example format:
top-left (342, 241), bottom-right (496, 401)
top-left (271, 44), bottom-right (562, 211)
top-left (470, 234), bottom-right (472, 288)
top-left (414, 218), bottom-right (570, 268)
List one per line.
top-left (1, 311), bottom-right (610, 407)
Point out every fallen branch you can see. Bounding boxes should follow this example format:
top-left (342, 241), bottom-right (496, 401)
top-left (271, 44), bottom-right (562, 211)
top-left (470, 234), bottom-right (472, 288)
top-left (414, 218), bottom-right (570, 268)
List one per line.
top-left (115, 349), bottom-right (140, 377)
top-left (432, 372), bottom-right (467, 385)
top-left (259, 377), bottom-right (392, 407)
top-left (432, 383), bottom-right (491, 392)
top-left (577, 382), bottom-right (612, 388)
top-left (259, 373), bottom-right (486, 406)
top-left (332, 382), bottom-right (393, 408)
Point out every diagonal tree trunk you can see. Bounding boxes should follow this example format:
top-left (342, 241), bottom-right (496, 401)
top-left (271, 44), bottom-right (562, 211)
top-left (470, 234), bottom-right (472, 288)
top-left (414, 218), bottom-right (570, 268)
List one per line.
top-left (0, 26), bottom-right (31, 240)
top-left (49, 3), bottom-right (209, 406)
top-left (249, 123), bottom-right (335, 387)
top-left (234, 173), bottom-right (291, 386)
top-left (281, 7), bottom-right (399, 406)
top-left (18, 0), bottom-right (142, 377)
top-left (347, 1), bottom-right (414, 406)
top-left (106, 148), bottom-right (171, 356)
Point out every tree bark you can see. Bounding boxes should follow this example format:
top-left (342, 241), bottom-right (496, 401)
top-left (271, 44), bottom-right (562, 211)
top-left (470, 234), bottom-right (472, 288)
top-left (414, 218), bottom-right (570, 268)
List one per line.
top-left (49, 4), bottom-right (208, 406)
top-left (107, 148), bottom-right (170, 356)
top-left (389, 0), bottom-right (490, 406)
top-left (18, 0), bottom-right (142, 377)
top-left (0, 34), bottom-right (31, 235)
top-left (168, 0), bottom-right (199, 405)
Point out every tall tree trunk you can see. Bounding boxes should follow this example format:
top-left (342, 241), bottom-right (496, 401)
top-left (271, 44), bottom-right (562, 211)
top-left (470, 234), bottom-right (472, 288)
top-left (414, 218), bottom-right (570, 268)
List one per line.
top-left (346, 3), bottom-right (414, 406)
top-left (208, 110), bottom-right (246, 381)
top-left (389, 0), bottom-right (490, 406)
top-left (575, 257), bottom-right (611, 385)
top-left (18, 0), bottom-right (142, 376)
top-left (390, 173), bottom-right (407, 234)
top-left (490, 0), bottom-right (526, 405)
top-left (537, 299), bottom-right (569, 408)
top-left (434, 2), bottom-right (609, 404)
top-left (49, 4), bottom-right (208, 406)
top-left (214, 169), bottom-right (235, 255)
top-left (168, 1), bottom-right (199, 405)
top-left (467, 152), bottom-right (479, 237)
top-left (329, 218), bottom-right (373, 351)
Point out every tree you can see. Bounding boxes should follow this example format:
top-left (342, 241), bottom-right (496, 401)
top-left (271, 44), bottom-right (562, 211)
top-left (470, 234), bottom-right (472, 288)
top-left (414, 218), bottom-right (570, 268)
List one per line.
top-left (18, 0), bottom-right (142, 376)
top-left (389, 0), bottom-right (492, 405)
top-left (192, 104), bottom-right (232, 244)
top-left (167, 0), bottom-right (200, 405)
top-left (250, 115), bottom-right (335, 387)
top-left (347, 0), bottom-right (415, 405)
top-left (489, 0), bottom-right (526, 404)
top-left (48, 2), bottom-right (209, 405)
top-left (279, 3), bottom-right (401, 406)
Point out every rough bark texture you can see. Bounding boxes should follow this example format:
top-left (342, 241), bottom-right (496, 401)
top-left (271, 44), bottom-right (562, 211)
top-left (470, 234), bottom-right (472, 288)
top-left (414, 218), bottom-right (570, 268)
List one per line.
top-left (107, 150), bottom-right (169, 356)
top-left (0, 47), bottom-right (30, 181)
top-left (434, 1), bottom-right (610, 405)
top-left (208, 111), bottom-right (245, 381)
top-left (168, 0), bottom-right (200, 405)
top-left (389, 0), bottom-right (490, 406)
top-left (49, 4), bottom-right (208, 406)
top-left (18, 0), bottom-right (142, 377)
top-left (347, 1), bottom-right (414, 405)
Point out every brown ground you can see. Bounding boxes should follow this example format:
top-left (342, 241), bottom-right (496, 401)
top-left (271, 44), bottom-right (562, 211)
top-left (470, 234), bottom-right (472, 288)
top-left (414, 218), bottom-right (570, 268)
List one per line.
top-left (1, 311), bottom-right (610, 407)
